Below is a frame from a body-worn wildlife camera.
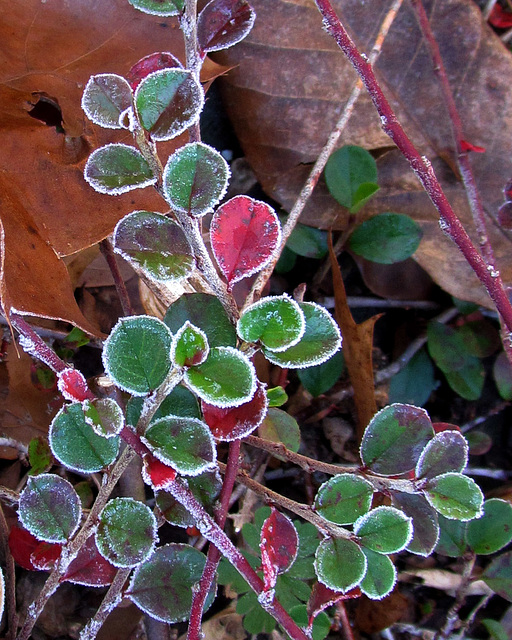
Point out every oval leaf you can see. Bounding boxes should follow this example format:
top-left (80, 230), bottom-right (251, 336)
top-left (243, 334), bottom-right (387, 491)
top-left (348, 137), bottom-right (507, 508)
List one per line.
top-left (325, 145), bottom-right (378, 212)
top-left (198, 0), bottom-right (256, 53)
top-left (83, 397), bottom-right (125, 438)
top-left (314, 474), bottom-right (373, 526)
top-left (84, 144), bottom-right (156, 195)
top-left (128, 0), bottom-right (184, 16)
top-left (360, 548), bottom-right (397, 600)
top-left (392, 493), bottom-right (439, 557)
top-left (435, 514), bottom-right (468, 557)
top-left (354, 506), bottom-right (412, 554)
top-left (82, 73), bottom-right (133, 129)
top-left (424, 472), bottom-right (484, 521)
top-left (415, 430), bottom-right (468, 480)
top-left (260, 508), bottom-right (299, 591)
top-left (128, 52), bottom-right (183, 90)
top-left (482, 551), bottom-right (512, 602)
top-left (349, 213), bottom-right (422, 264)
top-left (314, 537), bottom-right (366, 593)
top-left (297, 351), bottom-right (345, 397)
top-left (466, 498), bottom-right (512, 555)
top-left (171, 322), bottom-right (209, 368)
top-left (57, 368), bottom-right (90, 402)
top-left (258, 407), bottom-right (301, 453)
top-left (63, 536), bottom-right (118, 587)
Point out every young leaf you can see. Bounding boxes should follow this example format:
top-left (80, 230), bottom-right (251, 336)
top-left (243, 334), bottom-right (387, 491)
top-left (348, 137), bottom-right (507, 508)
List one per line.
top-left (163, 142), bottom-right (230, 216)
top-left (185, 346), bottom-right (256, 408)
top-left (238, 295), bottom-right (305, 351)
top-left (19, 474), bottom-right (81, 544)
top-left (349, 213), bottom-right (422, 264)
top-left (171, 322), bottom-right (209, 368)
top-left (423, 472), bottom-right (484, 521)
top-left (134, 69), bottom-right (204, 141)
top-left (360, 548), bottom-right (397, 600)
top-left (81, 74), bottom-right (133, 129)
top-left (263, 302), bottom-right (342, 369)
top-left (102, 315), bottom-right (173, 396)
top-left (96, 498), bottom-right (157, 568)
top-left (210, 195), bottom-right (281, 286)
top-left (127, 0), bottom-right (184, 16)
top-left (82, 397), bottom-right (125, 438)
top-left (260, 508), bottom-right (299, 590)
top-left (197, 0), bottom-right (256, 53)
top-left (314, 474), bottom-right (373, 525)
top-left (482, 551), bottom-right (512, 602)
top-left (297, 351), bottom-right (344, 397)
top-left (57, 368), bottom-right (90, 402)
top-left (266, 386), bottom-right (288, 407)
top-left (128, 543), bottom-right (216, 622)
top-left (324, 145), bottom-right (379, 212)
top-left (128, 52), bottom-right (183, 90)
top-left (354, 506), bottom-right (413, 554)
top-left (84, 144), bottom-right (156, 195)
top-left (113, 211), bottom-right (195, 282)
top-left (415, 430), bottom-right (468, 480)
top-left (49, 403), bottom-right (120, 474)
top-left (314, 537), bottom-right (366, 593)
top-left (466, 498), bottom-right (512, 555)
top-left (258, 407), bottom-right (301, 453)
top-left (63, 536), bottom-right (117, 587)
top-left (435, 514), bottom-right (468, 557)
top-left (360, 403), bottom-right (434, 475)
top-left (391, 493), bottom-right (439, 557)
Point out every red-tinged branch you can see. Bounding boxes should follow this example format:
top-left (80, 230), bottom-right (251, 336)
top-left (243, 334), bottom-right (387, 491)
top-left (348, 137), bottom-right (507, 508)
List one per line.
top-left (313, 0), bottom-right (512, 334)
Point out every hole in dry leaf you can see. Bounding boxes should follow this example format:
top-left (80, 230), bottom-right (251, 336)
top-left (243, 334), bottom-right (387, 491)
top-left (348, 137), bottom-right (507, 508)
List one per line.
top-left (28, 93), bottom-right (64, 133)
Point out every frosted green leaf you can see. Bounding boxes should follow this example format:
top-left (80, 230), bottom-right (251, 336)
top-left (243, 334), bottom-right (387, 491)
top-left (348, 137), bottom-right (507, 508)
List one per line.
top-left (423, 472), bottom-right (484, 521)
top-left (360, 548), bottom-right (397, 600)
top-left (84, 144), bottom-right (156, 195)
top-left (466, 498), bottom-right (512, 555)
top-left (83, 397), bottom-right (124, 438)
top-left (171, 322), bottom-right (209, 368)
top-left (19, 474), bottom-right (81, 543)
top-left (258, 407), bottom-right (301, 453)
top-left (96, 498), bottom-right (157, 568)
top-left (314, 537), bottom-right (366, 592)
top-left (128, 0), bottom-right (184, 16)
top-left (392, 493), bottom-right (439, 557)
top-left (103, 315), bottom-right (173, 396)
top-left (354, 506), bottom-right (413, 554)
top-left (314, 474), bottom-right (373, 525)
top-left (415, 430), bottom-right (468, 480)
top-left (81, 74), bottom-right (133, 129)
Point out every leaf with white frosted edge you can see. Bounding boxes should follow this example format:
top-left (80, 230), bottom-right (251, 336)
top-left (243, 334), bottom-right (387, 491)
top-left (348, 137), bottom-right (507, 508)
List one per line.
top-left (163, 142), bottom-right (230, 216)
top-left (102, 315), bottom-right (173, 396)
top-left (57, 368), bottom-right (90, 402)
top-left (260, 508), bottom-right (299, 591)
top-left (263, 302), bottom-right (341, 369)
top-left (113, 211), bottom-right (195, 282)
top-left (19, 474), bottom-right (81, 544)
top-left (128, 0), bottom-right (184, 16)
top-left (238, 295), bottom-right (305, 352)
top-left (185, 346), bottom-right (257, 408)
top-left (81, 74), bottom-right (133, 129)
top-left (84, 144), bottom-right (156, 195)
top-left (466, 498), bottom-right (512, 555)
top-left (126, 385), bottom-right (200, 427)
top-left (423, 472), bottom-right (484, 521)
top-left (128, 543), bottom-right (216, 623)
top-left (258, 407), bottom-right (301, 452)
top-left (171, 322), bottom-right (209, 368)
top-left (392, 493), bottom-right (439, 557)
top-left (83, 398), bottom-right (125, 438)
top-left (314, 474), bottom-right (373, 526)
top-left (354, 506), bottom-right (413, 554)
top-left (142, 415), bottom-right (216, 476)
top-left (197, 0), bottom-right (256, 53)
top-left (96, 498), bottom-right (157, 568)
top-left (360, 548), bottom-right (397, 601)
top-left (314, 537), bottom-right (366, 593)
top-left (49, 403), bottom-right (120, 473)
top-left (415, 430), bottom-right (468, 480)
top-left (134, 69), bottom-right (204, 141)
top-left (0, 567), bottom-right (4, 624)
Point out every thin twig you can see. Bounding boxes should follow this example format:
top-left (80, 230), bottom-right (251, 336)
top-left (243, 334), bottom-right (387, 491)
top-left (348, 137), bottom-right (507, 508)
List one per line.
top-left (99, 240), bottom-right (134, 316)
top-left (433, 553), bottom-right (476, 640)
top-left (483, 0), bottom-right (498, 20)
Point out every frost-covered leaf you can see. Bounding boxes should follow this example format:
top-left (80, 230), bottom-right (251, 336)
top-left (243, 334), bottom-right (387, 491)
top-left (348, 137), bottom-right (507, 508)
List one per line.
top-left (392, 493), bottom-right (439, 557)
top-left (128, 543), bottom-right (215, 622)
top-left (128, 0), bottom-right (184, 16)
top-left (30, 539), bottom-right (62, 571)
top-left (360, 548), bottom-right (396, 600)
top-left (64, 536), bottom-right (117, 587)
top-left (349, 213), bottom-right (422, 263)
top-left (81, 74), bottom-right (133, 129)
top-left (210, 195), bottom-right (281, 286)
top-left (96, 498), bottom-right (157, 568)
top-left (238, 295), bottom-right (305, 352)
top-left (258, 407), bottom-right (301, 452)
top-left (127, 385), bottom-right (200, 427)
top-left (8, 525), bottom-right (61, 571)
top-left (263, 302), bottom-right (341, 369)
top-left (163, 142), bottom-right (230, 216)
top-left (435, 514), bottom-right (468, 557)
top-left (423, 472), bottom-right (484, 521)
top-left (57, 368), bottom-right (90, 402)
top-left (19, 474), bottom-right (81, 544)
top-left (415, 430), bottom-right (468, 480)
top-left (360, 403), bottom-right (434, 475)
top-left (128, 52), bottom-right (183, 90)
top-left (482, 551), bottom-right (512, 602)
top-left (307, 582), bottom-right (361, 623)
top-left (354, 506), bottom-right (412, 554)
top-left (185, 346), bottom-right (256, 408)
top-left (171, 322), bottom-right (209, 368)
top-left (134, 69), bottom-right (204, 141)
top-left (266, 386), bottom-right (288, 407)
top-left (83, 397), bottom-right (125, 438)
top-left (84, 144), bottom-right (156, 195)
top-left (466, 498), bottom-right (512, 555)
top-left (201, 381), bottom-right (267, 440)
top-left (103, 315), bottom-right (173, 396)
top-left (49, 403), bottom-right (120, 473)
top-left (314, 537), bottom-right (366, 593)
top-left (113, 211), bottom-right (195, 282)
top-left (325, 145), bottom-right (379, 213)
top-left (142, 415), bottom-right (216, 476)
top-left (142, 455), bottom-right (177, 490)
top-left (260, 508), bottom-right (299, 590)
top-left (28, 437), bottom-right (53, 476)
top-left (314, 474), bottom-right (373, 525)
top-left (198, 0), bottom-right (256, 53)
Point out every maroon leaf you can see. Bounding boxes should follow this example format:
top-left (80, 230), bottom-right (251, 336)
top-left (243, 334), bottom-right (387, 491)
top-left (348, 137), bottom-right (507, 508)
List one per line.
top-left (201, 381), bottom-right (267, 440)
top-left (504, 179), bottom-right (512, 201)
top-left (498, 202), bottom-right (512, 229)
top-left (489, 5), bottom-right (512, 28)
top-left (142, 454), bottom-right (177, 490)
top-left (259, 507), bottom-right (298, 591)
top-left (307, 582), bottom-right (361, 622)
top-left (57, 368), bottom-right (91, 402)
top-left (63, 536), bottom-right (117, 587)
top-left (198, 0), bottom-right (256, 53)
top-left (459, 139), bottom-right (485, 153)
top-left (432, 422), bottom-right (461, 434)
top-left (8, 525), bottom-right (61, 571)
top-left (210, 195), bottom-right (281, 287)
top-left (31, 541), bottom-right (63, 571)
top-left (127, 52), bottom-right (183, 91)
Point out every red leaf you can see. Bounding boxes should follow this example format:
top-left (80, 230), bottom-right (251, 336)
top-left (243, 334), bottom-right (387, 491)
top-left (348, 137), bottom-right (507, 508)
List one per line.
top-left (498, 202), bottom-right (512, 229)
top-left (31, 541), bottom-right (63, 571)
top-left (460, 139), bottom-right (486, 153)
top-left (432, 422), bottom-right (461, 434)
top-left (503, 178), bottom-right (512, 201)
top-left (201, 381), bottom-right (267, 440)
top-left (489, 5), bottom-right (512, 28)
top-left (307, 582), bottom-right (361, 622)
top-left (259, 507), bottom-right (298, 591)
top-left (9, 525), bottom-right (61, 571)
top-left (127, 52), bottom-right (183, 91)
top-left (210, 195), bottom-right (281, 287)
top-left (63, 536), bottom-right (117, 587)
top-left (142, 454), bottom-right (177, 490)
top-left (57, 368), bottom-right (91, 402)
top-left (197, 0), bottom-right (256, 53)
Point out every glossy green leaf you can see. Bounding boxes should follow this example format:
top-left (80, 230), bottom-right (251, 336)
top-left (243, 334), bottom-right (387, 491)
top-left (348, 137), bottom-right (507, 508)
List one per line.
top-left (297, 350), bottom-right (344, 397)
top-left (314, 474), bottom-right (373, 525)
top-left (482, 619), bottom-right (509, 640)
top-left (456, 319), bottom-right (500, 358)
top-left (128, 0), bottom-right (184, 15)
top-left (424, 473), bottom-right (484, 521)
top-left (19, 474), bottom-right (81, 543)
top-left (435, 514), bottom-right (468, 557)
top-left (349, 213), bottom-right (422, 264)
top-left (388, 348), bottom-right (436, 407)
top-left (84, 144), bottom-right (156, 195)
top-left (28, 437), bottom-right (53, 475)
top-left (128, 543), bottom-right (215, 622)
top-left (466, 498), bottom-right (512, 555)
top-left (314, 537), bottom-right (366, 592)
top-left (163, 142), bottom-right (229, 216)
top-left (263, 302), bottom-right (341, 369)
top-left (354, 506), bottom-right (413, 554)
top-left (126, 385), bottom-right (200, 427)
top-left (103, 315), bottom-right (173, 396)
top-left (134, 69), bottom-right (203, 141)
top-left (392, 493), bottom-right (439, 557)
top-left (482, 551), bottom-right (512, 602)
top-left (415, 430), bottom-right (468, 480)
top-left (81, 74), bottom-right (133, 129)
top-left (83, 398), bottom-right (124, 438)
top-left (360, 548), bottom-right (397, 600)
top-left (96, 498), bottom-right (157, 568)
top-left (172, 322), bottom-right (209, 368)
top-left (266, 386), bottom-right (288, 407)
top-left (325, 145), bottom-right (379, 212)
top-left (493, 351), bottom-right (512, 400)
top-left (289, 605), bottom-right (330, 640)
top-left (360, 403), bottom-right (434, 475)
top-left (49, 403), bottom-right (120, 473)
top-left (285, 222), bottom-right (328, 259)
top-left (465, 430), bottom-right (492, 456)
top-left (258, 407), bottom-right (301, 453)
top-left (238, 295), bottom-right (305, 351)
top-left (113, 211), bottom-right (195, 282)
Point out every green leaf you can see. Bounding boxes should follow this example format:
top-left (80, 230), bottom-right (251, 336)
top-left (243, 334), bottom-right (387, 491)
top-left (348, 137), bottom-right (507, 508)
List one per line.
top-left (81, 73), bottom-right (133, 129)
top-left (493, 351), bottom-right (512, 400)
top-left (415, 430), bottom-right (468, 480)
top-left (263, 302), bottom-right (341, 369)
top-left (350, 183), bottom-right (380, 213)
top-left (128, 0), bottom-right (184, 16)
top-left (28, 437), bottom-right (53, 475)
top-left (84, 144), bottom-right (156, 195)
top-left (314, 474), bottom-right (373, 525)
top-left (185, 346), bottom-right (256, 408)
top-left (49, 403), bottom-right (120, 473)
top-left (238, 295), bottom-right (305, 351)
top-left (163, 142), bottom-right (229, 216)
top-left (354, 506), bottom-right (413, 554)
top-left (360, 548), bottom-right (397, 600)
top-left (482, 619), bottom-right (509, 640)
top-left (289, 605), bottom-right (331, 640)
top-left (388, 348), bottom-right (437, 407)
top-left (423, 472), bottom-right (484, 521)
top-left (113, 211), bottom-right (195, 282)
top-left (96, 498), bottom-right (157, 568)
top-left (297, 350), bottom-right (344, 397)
top-left (482, 551), bottom-right (512, 602)
top-left (134, 69), bottom-right (203, 141)
top-left (82, 398), bottom-right (124, 438)
top-left (128, 543), bottom-right (215, 622)
top-left (142, 416), bottom-right (216, 476)
top-left (172, 322), bottom-right (209, 367)
top-left (392, 493), bottom-right (439, 557)
top-left (324, 145), bottom-right (378, 211)
top-left (103, 315), bottom-right (173, 396)
top-left (349, 213), bottom-right (422, 264)
top-left (285, 222), bottom-right (328, 259)
top-left (266, 386), bottom-right (288, 407)
top-left (466, 498), bottom-right (512, 555)
top-left (360, 403), bottom-right (434, 475)
top-left (19, 474), bottom-right (81, 543)
top-left (314, 537), bottom-right (366, 592)
top-left (126, 385), bottom-right (200, 427)
top-left (258, 407), bottom-right (301, 453)
top-left (435, 514), bottom-right (468, 557)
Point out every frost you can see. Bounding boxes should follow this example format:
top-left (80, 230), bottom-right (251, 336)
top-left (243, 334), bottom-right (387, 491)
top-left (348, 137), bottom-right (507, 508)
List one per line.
top-left (18, 333), bottom-right (38, 357)
top-left (257, 588), bottom-right (275, 609)
top-left (81, 73), bottom-right (133, 129)
top-left (486, 264), bottom-right (500, 278)
top-left (127, 0), bottom-right (183, 17)
top-left (353, 506), bottom-right (413, 553)
top-left (171, 321), bottom-right (209, 368)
